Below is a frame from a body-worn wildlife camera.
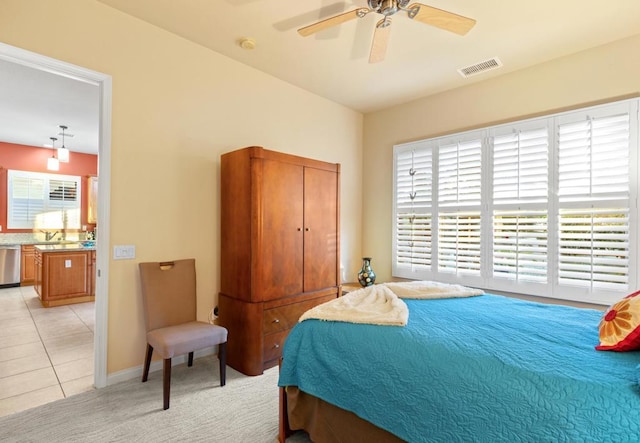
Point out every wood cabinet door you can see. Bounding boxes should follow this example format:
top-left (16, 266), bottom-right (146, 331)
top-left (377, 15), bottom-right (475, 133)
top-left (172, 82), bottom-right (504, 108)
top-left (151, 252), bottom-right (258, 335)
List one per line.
top-left (20, 245), bottom-right (36, 284)
top-left (35, 250), bottom-right (43, 297)
top-left (44, 252), bottom-right (91, 299)
top-left (303, 167), bottom-right (338, 292)
top-left (259, 159), bottom-right (304, 300)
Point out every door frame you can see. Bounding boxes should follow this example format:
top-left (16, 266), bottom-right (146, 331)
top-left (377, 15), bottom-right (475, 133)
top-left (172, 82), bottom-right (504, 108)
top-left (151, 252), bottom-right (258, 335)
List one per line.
top-left (0, 42), bottom-right (112, 388)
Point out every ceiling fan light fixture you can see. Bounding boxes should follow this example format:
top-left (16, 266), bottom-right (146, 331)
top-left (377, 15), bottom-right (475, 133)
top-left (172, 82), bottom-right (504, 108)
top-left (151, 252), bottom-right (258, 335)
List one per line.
top-left (298, 1), bottom-right (476, 63)
top-left (379, 0), bottom-right (398, 16)
top-left (368, 0), bottom-right (381, 9)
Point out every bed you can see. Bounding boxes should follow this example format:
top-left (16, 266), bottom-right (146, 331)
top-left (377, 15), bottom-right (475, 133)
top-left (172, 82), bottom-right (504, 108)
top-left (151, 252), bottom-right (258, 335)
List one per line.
top-left (277, 288), bottom-right (640, 442)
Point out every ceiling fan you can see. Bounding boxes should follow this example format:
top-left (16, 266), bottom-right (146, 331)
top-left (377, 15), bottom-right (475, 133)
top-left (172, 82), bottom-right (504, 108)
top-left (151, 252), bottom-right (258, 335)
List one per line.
top-left (298, 0), bottom-right (476, 63)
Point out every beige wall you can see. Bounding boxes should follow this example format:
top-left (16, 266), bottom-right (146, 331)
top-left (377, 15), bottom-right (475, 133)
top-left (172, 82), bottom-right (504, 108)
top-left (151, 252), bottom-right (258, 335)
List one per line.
top-left (363, 34), bottom-right (640, 283)
top-left (0, 0), bottom-right (363, 374)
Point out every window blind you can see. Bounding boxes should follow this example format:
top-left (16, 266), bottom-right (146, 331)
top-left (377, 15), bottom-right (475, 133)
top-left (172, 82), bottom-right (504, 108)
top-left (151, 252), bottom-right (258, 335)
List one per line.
top-left (8, 170), bottom-right (82, 230)
top-left (435, 138), bottom-right (482, 276)
top-left (492, 125), bottom-right (550, 283)
top-left (558, 113), bottom-right (630, 201)
top-left (395, 145), bottom-right (433, 270)
top-left (493, 127), bottom-right (549, 205)
top-left (558, 208), bottom-right (629, 290)
top-left (392, 98), bottom-right (638, 305)
top-left (438, 211), bottom-right (481, 276)
top-left (493, 210), bottom-right (548, 283)
top-left (438, 139), bottom-right (482, 206)
top-left (556, 110), bottom-right (631, 291)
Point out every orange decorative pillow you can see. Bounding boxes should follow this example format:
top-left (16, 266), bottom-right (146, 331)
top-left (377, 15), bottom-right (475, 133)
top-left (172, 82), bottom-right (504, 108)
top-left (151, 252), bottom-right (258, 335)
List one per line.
top-left (596, 289), bottom-right (640, 352)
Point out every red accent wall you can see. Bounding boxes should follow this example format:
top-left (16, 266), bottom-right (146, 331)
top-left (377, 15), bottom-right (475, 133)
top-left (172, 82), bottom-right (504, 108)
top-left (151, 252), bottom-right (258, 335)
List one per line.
top-left (0, 141), bottom-right (98, 233)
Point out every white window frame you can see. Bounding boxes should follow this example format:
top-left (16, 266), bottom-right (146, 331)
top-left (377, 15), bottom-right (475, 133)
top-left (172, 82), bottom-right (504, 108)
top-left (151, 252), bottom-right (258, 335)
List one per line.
top-left (393, 98), bottom-right (639, 305)
top-left (7, 169), bottom-right (82, 230)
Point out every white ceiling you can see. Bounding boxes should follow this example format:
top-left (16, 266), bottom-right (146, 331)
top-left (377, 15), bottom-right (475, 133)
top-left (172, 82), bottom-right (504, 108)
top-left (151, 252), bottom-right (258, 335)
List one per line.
top-left (0, 57), bottom-right (100, 155)
top-left (2, 0), bottom-right (640, 154)
top-left (96, 0), bottom-right (640, 112)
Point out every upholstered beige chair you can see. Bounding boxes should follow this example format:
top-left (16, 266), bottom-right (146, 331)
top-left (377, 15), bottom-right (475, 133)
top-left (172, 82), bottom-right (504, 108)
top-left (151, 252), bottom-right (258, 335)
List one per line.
top-left (139, 258), bottom-right (227, 410)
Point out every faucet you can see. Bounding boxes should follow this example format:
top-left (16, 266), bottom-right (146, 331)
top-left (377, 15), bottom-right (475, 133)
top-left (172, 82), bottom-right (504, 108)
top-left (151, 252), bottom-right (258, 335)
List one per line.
top-left (42, 231), bottom-right (59, 241)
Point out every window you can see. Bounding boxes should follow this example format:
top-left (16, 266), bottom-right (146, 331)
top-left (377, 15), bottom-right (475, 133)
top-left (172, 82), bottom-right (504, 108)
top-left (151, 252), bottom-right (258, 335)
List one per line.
top-left (7, 170), bottom-right (82, 230)
top-left (393, 98), bottom-right (638, 305)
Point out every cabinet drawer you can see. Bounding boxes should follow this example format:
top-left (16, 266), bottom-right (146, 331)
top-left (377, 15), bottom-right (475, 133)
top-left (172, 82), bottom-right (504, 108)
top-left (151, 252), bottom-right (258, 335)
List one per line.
top-left (263, 294), bottom-right (335, 334)
top-left (263, 330), bottom-right (288, 363)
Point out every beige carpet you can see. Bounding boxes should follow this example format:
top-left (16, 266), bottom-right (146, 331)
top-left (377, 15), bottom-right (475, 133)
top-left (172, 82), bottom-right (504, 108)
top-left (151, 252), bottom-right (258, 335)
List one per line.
top-left (0, 358), bottom-right (310, 442)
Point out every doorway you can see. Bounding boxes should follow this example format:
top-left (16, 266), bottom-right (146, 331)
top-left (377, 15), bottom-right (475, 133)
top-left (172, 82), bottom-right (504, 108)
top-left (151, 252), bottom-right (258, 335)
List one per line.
top-left (0, 43), bottom-right (111, 395)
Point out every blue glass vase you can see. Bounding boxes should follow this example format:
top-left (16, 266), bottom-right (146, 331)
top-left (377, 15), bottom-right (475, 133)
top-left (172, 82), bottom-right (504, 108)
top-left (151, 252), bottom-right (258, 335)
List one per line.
top-left (357, 257), bottom-right (376, 287)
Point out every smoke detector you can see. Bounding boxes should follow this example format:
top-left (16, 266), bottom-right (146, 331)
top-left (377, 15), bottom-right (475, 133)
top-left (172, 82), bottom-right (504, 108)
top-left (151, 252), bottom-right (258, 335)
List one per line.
top-left (238, 37), bottom-right (256, 50)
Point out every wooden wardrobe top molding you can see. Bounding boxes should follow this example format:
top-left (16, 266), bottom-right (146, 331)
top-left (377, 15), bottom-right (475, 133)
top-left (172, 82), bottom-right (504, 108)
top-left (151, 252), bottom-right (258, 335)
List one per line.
top-left (240, 146), bottom-right (340, 172)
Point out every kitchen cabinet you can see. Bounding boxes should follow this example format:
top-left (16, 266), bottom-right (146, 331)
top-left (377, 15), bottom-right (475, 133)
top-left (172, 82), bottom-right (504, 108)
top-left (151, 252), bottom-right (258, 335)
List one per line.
top-left (35, 244), bottom-right (95, 307)
top-left (218, 146), bottom-right (340, 375)
top-left (20, 244), bottom-right (36, 285)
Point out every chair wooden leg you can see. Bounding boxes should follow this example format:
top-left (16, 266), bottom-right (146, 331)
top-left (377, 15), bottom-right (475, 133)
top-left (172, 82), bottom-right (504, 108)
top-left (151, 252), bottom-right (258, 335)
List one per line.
top-left (142, 344), bottom-right (153, 382)
top-left (219, 342), bottom-right (227, 387)
top-left (188, 351), bottom-right (194, 367)
top-left (163, 358), bottom-right (171, 410)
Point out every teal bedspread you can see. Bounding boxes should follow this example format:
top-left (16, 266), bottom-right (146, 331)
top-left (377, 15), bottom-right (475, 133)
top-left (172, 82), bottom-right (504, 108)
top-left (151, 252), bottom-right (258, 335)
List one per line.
top-left (278, 294), bottom-right (640, 442)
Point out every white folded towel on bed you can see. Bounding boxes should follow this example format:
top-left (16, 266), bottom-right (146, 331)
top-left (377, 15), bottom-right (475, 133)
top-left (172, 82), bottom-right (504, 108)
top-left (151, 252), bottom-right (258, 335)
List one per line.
top-left (299, 284), bottom-right (409, 326)
top-left (383, 280), bottom-right (484, 299)
top-left (298, 281), bottom-right (483, 327)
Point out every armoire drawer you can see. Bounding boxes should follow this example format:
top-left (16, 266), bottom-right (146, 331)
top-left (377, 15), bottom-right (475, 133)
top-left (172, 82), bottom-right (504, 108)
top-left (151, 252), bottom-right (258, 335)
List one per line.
top-left (263, 329), bottom-right (289, 363)
top-left (263, 294), bottom-right (335, 335)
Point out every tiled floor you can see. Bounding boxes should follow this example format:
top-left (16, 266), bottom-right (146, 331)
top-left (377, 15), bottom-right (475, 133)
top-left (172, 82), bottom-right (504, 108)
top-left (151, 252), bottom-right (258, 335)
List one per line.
top-left (0, 285), bottom-right (95, 418)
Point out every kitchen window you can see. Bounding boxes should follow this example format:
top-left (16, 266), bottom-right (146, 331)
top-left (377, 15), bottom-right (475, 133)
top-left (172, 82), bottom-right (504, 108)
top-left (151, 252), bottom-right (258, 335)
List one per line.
top-left (7, 170), bottom-right (82, 230)
top-left (392, 98), bottom-right (639, 305)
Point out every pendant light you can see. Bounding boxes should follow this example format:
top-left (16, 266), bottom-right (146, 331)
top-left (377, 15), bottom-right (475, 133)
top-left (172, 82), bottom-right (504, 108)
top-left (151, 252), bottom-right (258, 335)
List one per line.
top-left (57, 125), bottom-right (70, 163)
top-left (47, 137), bottom-right (59, 171)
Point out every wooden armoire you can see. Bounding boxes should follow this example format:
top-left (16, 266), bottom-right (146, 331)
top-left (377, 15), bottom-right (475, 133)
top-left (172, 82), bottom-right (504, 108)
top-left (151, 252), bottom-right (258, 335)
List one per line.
top-left (218, 147), bottom-right (340, 376)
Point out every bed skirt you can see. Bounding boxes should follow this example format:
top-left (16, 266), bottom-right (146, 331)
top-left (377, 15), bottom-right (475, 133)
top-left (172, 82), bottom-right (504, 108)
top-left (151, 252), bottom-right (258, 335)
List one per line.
top-left (279, 386), bottom-right (405, 443)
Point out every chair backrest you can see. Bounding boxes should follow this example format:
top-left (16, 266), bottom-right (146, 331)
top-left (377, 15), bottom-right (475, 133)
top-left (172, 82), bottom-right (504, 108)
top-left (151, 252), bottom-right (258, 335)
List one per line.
top-left (139, 258), bottom-right (197, 332)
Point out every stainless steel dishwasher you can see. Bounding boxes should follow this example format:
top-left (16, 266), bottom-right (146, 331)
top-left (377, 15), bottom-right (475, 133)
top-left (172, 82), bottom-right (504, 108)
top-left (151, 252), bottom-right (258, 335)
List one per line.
top-left (0, 245), bottom-right (21, 288)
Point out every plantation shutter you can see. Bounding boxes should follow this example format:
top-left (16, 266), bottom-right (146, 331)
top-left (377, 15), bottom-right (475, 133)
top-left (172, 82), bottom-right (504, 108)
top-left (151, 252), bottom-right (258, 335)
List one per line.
top-left (492, 126), bottom-right (549, 283)
top-left (8, 175), bottom-right (46, 229)
top-left (48, 178), bottom-right (80, 229)
top-left (7, 170), bottom-right (82, 230)
top-left (394, 144), bottom-right (433, 270)
top-left (392, 97), bottom-right (637, 304)
top-left (437, 138), bottom-right (482, 276)
top-left (557, 110), bottom-right (631, 290)
top-left (493, 128), bottom-right (549, 204)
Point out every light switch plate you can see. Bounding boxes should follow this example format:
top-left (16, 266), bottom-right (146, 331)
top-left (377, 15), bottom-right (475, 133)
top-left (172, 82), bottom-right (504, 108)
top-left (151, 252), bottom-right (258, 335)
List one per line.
top-left (113, 245), bottom-right (136, 260)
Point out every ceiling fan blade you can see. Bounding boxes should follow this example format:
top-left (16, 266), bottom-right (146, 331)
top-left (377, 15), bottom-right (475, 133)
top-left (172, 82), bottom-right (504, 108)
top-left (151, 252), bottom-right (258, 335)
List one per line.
top-left (407, 3), bottom-right (476, 35)
top-left (369, 18), bottom-right (391, 64)
top-left (298, 8), bottom-right (369, 37)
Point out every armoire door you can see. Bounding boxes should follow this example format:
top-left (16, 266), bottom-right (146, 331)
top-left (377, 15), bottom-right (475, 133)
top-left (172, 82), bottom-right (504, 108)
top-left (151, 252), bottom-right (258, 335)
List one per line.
top-left (303, 166), bottom-right (338, 292)
top-left (259, 159), bottom-right (304, 300)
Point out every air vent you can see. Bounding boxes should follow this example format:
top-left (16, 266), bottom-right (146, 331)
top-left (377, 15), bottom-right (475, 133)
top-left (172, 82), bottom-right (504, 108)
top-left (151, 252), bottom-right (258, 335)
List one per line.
top-left (457, 57), bottom-right (502, 78)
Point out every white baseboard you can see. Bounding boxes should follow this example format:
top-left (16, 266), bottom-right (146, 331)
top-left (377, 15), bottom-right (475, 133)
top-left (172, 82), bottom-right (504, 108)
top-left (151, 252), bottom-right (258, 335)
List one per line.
top-left (106, 347), bottom-right (217, 386)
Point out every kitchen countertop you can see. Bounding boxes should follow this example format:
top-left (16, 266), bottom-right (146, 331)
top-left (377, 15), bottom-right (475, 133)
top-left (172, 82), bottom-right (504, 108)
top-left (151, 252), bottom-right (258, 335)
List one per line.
top-left (0, 239), bottom-right (80, 246)
top-left (34, 243), bottom-right (96, 252)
